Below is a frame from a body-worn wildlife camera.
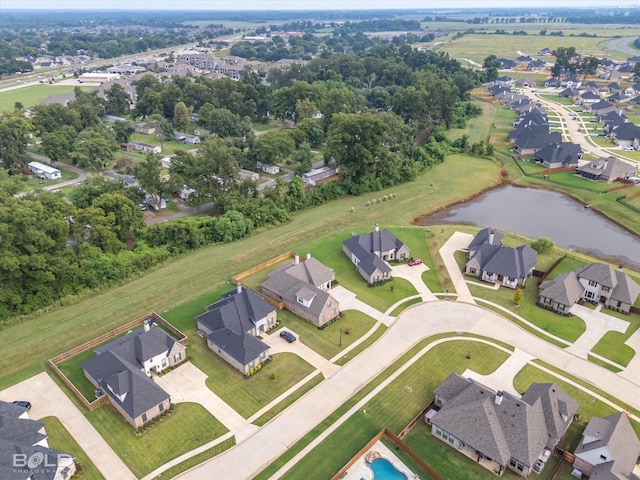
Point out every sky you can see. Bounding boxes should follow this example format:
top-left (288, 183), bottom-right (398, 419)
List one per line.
top-left (1, 0), bottom-right (639, 10)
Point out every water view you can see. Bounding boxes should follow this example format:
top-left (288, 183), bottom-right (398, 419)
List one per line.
top-left (418, 185), bottom-right (640, 269)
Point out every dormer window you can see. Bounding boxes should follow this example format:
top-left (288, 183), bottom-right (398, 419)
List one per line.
top-left (588, 280), bottom-right (598, 287)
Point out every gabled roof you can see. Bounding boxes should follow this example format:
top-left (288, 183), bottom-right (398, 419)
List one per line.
top-left (82, 350), bottom-right (170, 419)
top-left (198, 288), bottom-right (276, 336)
top-left (468, 228), bottom-right (503, 252)
top-left (580, 91), bottom-right (601, 100)
top-left (574, 412), bottom-right (640, 479)
top-left (590, 100), bottom-right (615, 112)
top-left (521, 383), bottom-right (578, 446)
top-left (577, 157), bottom-right (636, 179)
top-left (539, 271), bottom-right (583, 307)
top-left (95, 327), bottom-right (176, 366)
top-left (470, 244), bottom-right (537, 280)
top-left (342, 228), bottom-right (407, 277)
top-left (207, 328), bottom-right (270, 365)
top-left (282, 257), bottom-right (334, 289)
top-left (0, 415), bottom-right (46, 447)
top-left (611, 269), bottom-right (640, 306)
top-left (610, 123), bottom-right (640, 141)
top-left (0, 441), bottom-right (71, 480)
top-left (432, 374), bottom-right (576, 468)
top-left (0, 401), bottom-right (27, 419)
top-left (534, 142), bottom-right (582, 167)
top-left (509, 123), bottom-right (549, 142)
top-left (514, 132), bottom-right (561, 151)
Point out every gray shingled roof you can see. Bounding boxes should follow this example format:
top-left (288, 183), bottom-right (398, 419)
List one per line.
top-left (577, 263), bottom-right (620, 289)
top-left (575, 412), bottom-right (640, 479)
top-left (282, 257), bottom-right (334, 288)
top-left (0, 401), bottom-right (27, 419)
top-left (198, 288), bottom-right (276, 336)
top-left (468, 228), bottom-right (503, 253)
top-left (576, 157), bottom-right (636, 180)
top-left (539, 271), bottom-right (584, 307)
top-left (342, 229), bottom-right (406, 277)
top-left (534, 142), bottom-right (582, 167)
top-left (470, 244), bottom-right (537, 280)
top-left (0, 441), bottom-right (71, 480)
top-left (514, 132), bottom-right (562, 151)
top-left (95, 327), bottom-right (177, 366)
top-left (432, 374), bottom-right (577, 469)
top-left (0, 415), bottom-right (46, 447)
top-left (521, 383), bottom-right (578, 446)
top-left (82, 350), bottom-right (170, 419)
top-left (207, 328), bottom-right (269, 365)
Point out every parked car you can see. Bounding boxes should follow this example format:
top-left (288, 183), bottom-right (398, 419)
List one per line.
top-left (13, 400), bottom-right (31, 410)
top-left (408, 258), bottom-right (423, 266)
top-left (280, 331), bottom-right (296, 343)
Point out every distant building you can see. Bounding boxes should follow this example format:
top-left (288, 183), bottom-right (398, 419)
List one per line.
top-left (28, 161), bottom-right (61, 180)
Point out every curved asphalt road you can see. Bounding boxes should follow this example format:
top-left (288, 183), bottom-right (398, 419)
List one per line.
top-left (177, 300), bottom-right (640, 479)
top-left (606, 36), bottom-right (640, 57)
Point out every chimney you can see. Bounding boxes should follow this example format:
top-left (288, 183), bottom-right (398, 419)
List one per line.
top-left (489, 230), bottom-right (495, 245)
top-left (237, 283), bottom-right (242, 294)
top-left (143, 319), bottom-right (150, 332)
top-left (294, 253), bottom-right (299, 264)
top-left (306, 251), bottom-right (311, 260)
top-left (618, 265), bottom-right (624, 271)
top-left (495, 391), bottom-right (503, 406)
top-left (375, 223), bottom-right (379, 232)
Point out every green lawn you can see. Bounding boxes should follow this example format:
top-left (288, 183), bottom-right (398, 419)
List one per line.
top-left (41, 416), bottom-right (105, 480)
top-left (18, 169), bottom-right (79, 193)
top-left (276, 340), bottom-right (510, 480)
top-left (156, 437), bottom-right (236, 479)
top-left (389, 297), bottom-right (422, 317)
top-left (539, 171), bottom-right (613, 194)
top-left (333, 324), bottom-right (387, 366)
top-left (57, 348), bottom-right (103, 401)
top-left (467, 283), bottom-right (586, 343)
top-left (275, 309), bottom-right (378, 360)
top-left (87, 402), bottom-right (228, 478)
top-left (0, 84), bottom-right (91, 111)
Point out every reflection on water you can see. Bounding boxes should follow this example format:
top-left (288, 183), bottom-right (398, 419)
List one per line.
top-left (418, 185), bottom-right (640, 268)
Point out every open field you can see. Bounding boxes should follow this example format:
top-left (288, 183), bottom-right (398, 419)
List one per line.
top-left (0, 84), bottom-right (92, 111)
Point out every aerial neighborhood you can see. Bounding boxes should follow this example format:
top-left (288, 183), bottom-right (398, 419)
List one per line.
top-left (2, 4), bottom-right (640, 480)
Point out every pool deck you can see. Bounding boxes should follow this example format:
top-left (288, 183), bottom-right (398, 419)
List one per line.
top-left (340, 440), bottom-right (418, 480)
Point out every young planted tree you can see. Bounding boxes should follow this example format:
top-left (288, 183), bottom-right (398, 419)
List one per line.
top-left (172, 101), bottom-right (190, 132)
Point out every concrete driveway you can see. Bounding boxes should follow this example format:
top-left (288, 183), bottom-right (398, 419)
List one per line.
top-left (0, 372), bottom-right (135, 480)
top-left (438, 231), bottom-right (475, 303)
top-left (391, 263), bottom-right (438, 302)
top-left (566, 304), bottom-right (630, 358)
top-left (264, 329), bottom-right (341, 378)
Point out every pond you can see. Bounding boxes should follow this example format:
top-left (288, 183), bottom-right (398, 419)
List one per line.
top-left (417, 185), bottom-right (640, 269)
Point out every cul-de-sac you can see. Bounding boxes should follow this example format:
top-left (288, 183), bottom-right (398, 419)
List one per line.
top-left (1, 3), bottom-right (640, 480)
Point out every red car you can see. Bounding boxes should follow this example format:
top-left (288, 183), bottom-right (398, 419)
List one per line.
top-left (408, 258), bottom-right (422, 266)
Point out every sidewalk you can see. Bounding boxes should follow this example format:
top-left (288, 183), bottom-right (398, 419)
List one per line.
top-left (438, 231), bottom-right (476, 304)
top-left (330, 286), bottom-right (394, 326)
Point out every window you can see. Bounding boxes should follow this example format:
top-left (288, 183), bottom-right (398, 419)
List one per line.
top-left (161, 359), bottom-right (167, 368)
top-left (588, 280), bottom-right (597, 287)
top-left (602, 286), bottom-right (609, 292)
top-left (327, 301), bottom-right (331, 307)
top-left (174, 352), bottom-right (182, 362)
top-left (159, 403), bottom-right (164, 412)
top-left (297, 297), bottom-right (304, 304)
top-left (142, 413), bottom-right (148, 423)
top-left (544, 297), bottom-right (551, 305)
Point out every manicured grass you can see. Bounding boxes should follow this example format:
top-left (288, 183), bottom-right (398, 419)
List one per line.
top-left (587, 354), bottom-right (622, 373)
top-left (57, 348), bottom-right (103, 401)
top-left (277, 340), bottom-right (510, 480)
top-left (333, 324), bottom-right (387, 366)
top-left (468, 283), bottom-right (586, 343)
top-left (380, 437), bottom-right (436, 480)
top-left (87, 402), bottom-right (228, 478)
top-left (0, 84), bottom-right (91, 111)
top-left (156, 437), bottom-right (236, 479)
top-left (389, 297), bottom-right (422, 317)
top-left (591, 329), bottom-right (637, 367)
top-left (18, 169), bottom-right (79, 193)
top-left (275, 309), bottom-right (378, 360)
top-left (128, 132), bottom-right (198, 153)
top-left (539, 171), bottom-right (613, 194)
top-left (252, 372), bottom-right (325, 426)
top-left (453, 249), bottom-right (468, 273)
top-left (539, 94), bottom-right (574, 105)
top-left (41, 416), bottom-right (105, 480)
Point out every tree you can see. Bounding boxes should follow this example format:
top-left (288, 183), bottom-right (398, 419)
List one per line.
top-left (69, 175), bottom-right (143, 209)
top-left (41, 125), bottom-right (77, 164)
top-left (129, 154), bottom-right (171, 211)
top-left (172, 101), bottom-right (190, 132)
top-left (92, 193), bottom-right (145, 241)
top-left (251, 130), bottom-right (295, 165)
top-left (112, 121), bottom-right (135, 144)
top-left (482, 54), bottom-right (500, 82)
top-left (199, 104), bottom-right (250, 138)
top-left (292, 143), bottom-right (313, 175)
top-left (531, 237), bottom-right (554, 254)
top-left (104, 83), bottom-right (131, 116)
top-left (514, 288), bottom-right (523, 305)
top-left (71, 130), bottom-right (115, 171)
top-left (0, 112), bottom-right (31, 170)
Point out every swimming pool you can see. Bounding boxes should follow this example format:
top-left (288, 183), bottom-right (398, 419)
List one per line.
top-left (369, 457), bottom-right (408, 480)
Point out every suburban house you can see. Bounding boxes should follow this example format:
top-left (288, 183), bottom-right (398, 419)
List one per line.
top-left (0, 400), bottom-right (76, 480)
top-left (538, 263), bottom-right (640, 315)
top-left (573, 412), bottom-right (640, 479)
top-left (468, 227), bottom-right (504, 257)
top-left (427, 373), bottom-right (578, 477)
top-left (577, 91), bottom-right (601, 105)
top-left (28, 161), bottom-right (61, 180)
top-left (533, 142), bottom-right (582, 169)
top-left (196, 284), bottom-right (275, 375)
top-left (465, 232), bottom-right (537, 289)
top-left (513, 132), bottom-right (562, 157)
top-left (342, 225), bottom-right (410, 285)
top-left (544, 78), bottom-right (561, 88)
top-left (609, 124), bottom-right (640, 148)
top-left (261, 252), bottom-right (340, 327)
top-left (82, 320), bottom-right (186, 428)
top-left (128, 140), bottom-right (162, 154)
top-left (576, 157), bottom-right (636, 183)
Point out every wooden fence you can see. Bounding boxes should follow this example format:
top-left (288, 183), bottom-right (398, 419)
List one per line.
top-left (231, 251), bottom-right (294, 285)
top-left (330, 428), bottom-right (443, 480)
top-left (398, 402), bottom-right (432, 439)
top-left (607, 183), bottom-right (634, 194)
top-left (537, 255), bottom-right (566, 286)
top-left (626, 189), bottom-right (640, 199)
top-left (537, 166), bottom-right (576, 175)
top-left (49, 312), bottom-right (187, 409)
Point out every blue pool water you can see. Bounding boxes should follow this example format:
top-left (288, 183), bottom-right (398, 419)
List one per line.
top-left (369, 458), bottom-right (408, 480)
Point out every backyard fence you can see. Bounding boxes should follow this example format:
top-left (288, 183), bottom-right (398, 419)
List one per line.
top-left (537, 166), bottom-right (576, 175)
top-left (398, 402), bottom-right (432, 439)
top-left (537, 255), bottom-right (567, 286)
top-left (49, 312), bottom-right (187, 409)
top-left (231, 251), bottom-right (294, 285)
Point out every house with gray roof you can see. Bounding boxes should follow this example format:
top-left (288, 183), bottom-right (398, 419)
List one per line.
top-left (261, 252), bottom-right (339, 327)
top-left (539, 263), bottom-right (640, 314)
top-left (577, 91), bottom-right (601, 105)
top-left (82, 321), bottom-right (186, 428)
top-left (576, 157), bottom-right (636, 183)
top-left (610, 124), bottom-right (640, 148)
top-left (534, 142), bottom-right (582, 169)
top-left (468, 228), bottom-right (503, 257)
top-left (514, 132), bottom-right (562, 158)
top-left (196, 284), bottom-right (275, 374)
top-left (429, 374), bottom-right (577, 477)
top-left (573, 412), bottom-right (640, 479)
top-left (0, 400), bottom-right (77, 480)
top-left (342, 225), bottom-right (410, 285)
top-left (466, 242), bottom-right (537, 289)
